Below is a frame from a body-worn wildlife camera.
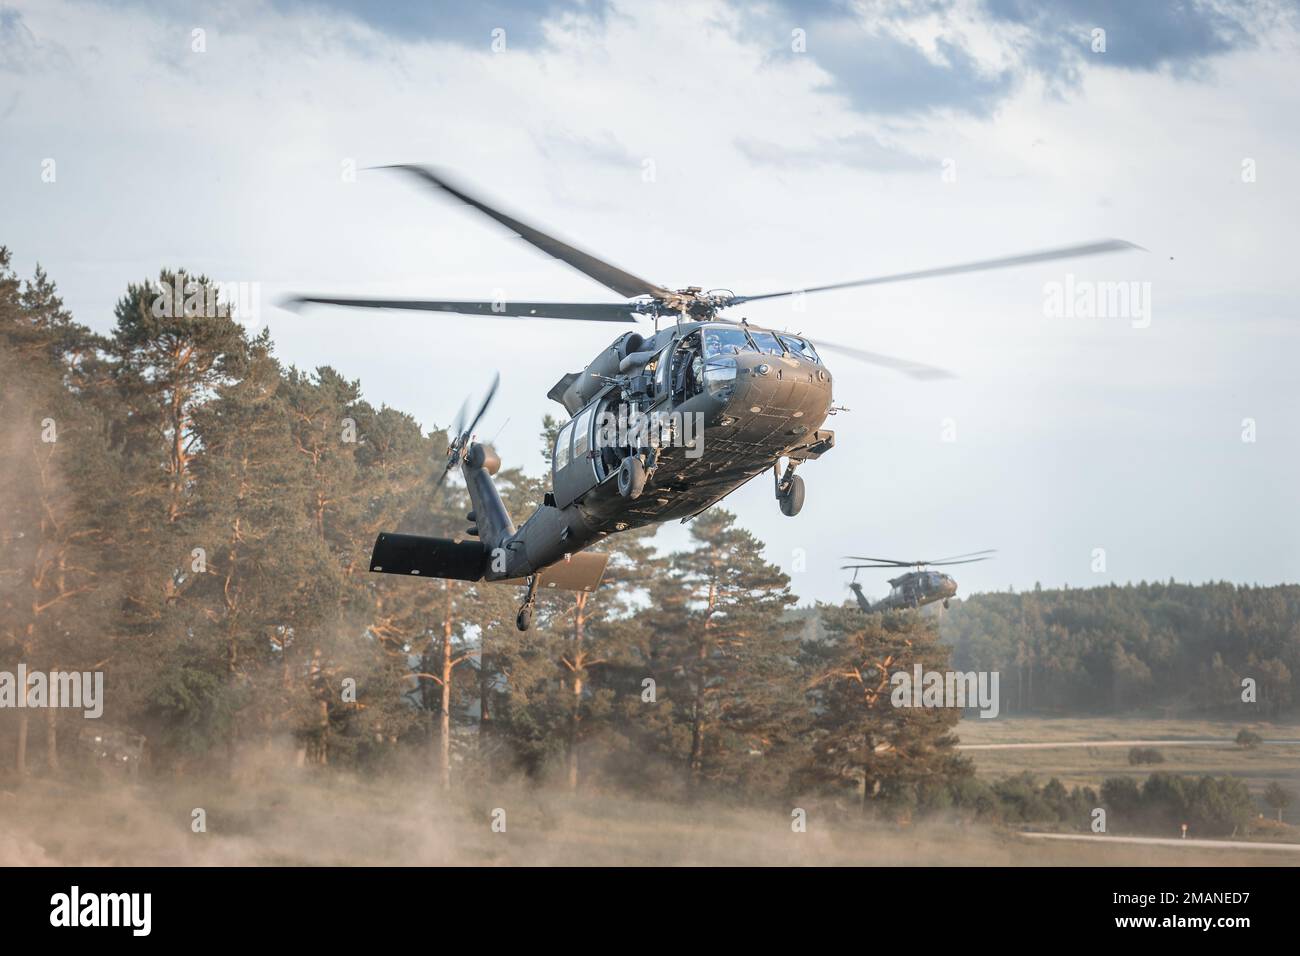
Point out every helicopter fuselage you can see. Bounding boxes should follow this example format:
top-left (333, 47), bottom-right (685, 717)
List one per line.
top-left (478, 319), bottom-right (836, 581)
top-left (850, 570), bottom-right (959, 613)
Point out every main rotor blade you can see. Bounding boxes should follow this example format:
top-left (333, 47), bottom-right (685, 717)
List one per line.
top-left (845, 549), bottom-right (996, 567)
top-left (379, 165), bottom-right (670, 300)
top-left (728, 239), bottom-right (1141, 306)
top-left (928, 549), bottom-right (998, 563)
top-left (812, 338), bottom-right (955, 380)
top-left (284, 296), bottom-right (640, 324)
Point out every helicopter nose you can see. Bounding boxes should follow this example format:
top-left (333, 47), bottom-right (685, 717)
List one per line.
top-left (723, 353), bottom-right (832, 436)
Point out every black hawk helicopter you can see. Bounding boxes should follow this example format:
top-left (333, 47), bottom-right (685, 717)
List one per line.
top-left (842, 550), bottom-right (996, 612)
top-left (289, 165), bottom-right (1134, 630)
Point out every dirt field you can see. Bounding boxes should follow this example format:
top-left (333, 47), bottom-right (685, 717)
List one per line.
top-left (1, 770), bottom-right (1295, 867)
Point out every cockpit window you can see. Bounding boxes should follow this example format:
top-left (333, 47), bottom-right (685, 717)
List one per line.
top-left (778, 335), bottom-right (820, 364)
top-left (748, 330), bottom-right (785, 355)
top-left (554, 421), bottom-right (573, 471)
top-left (703, 327), bottom-right (756, 356)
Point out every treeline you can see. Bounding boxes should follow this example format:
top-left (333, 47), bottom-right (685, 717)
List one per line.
top-left (942, 583), bottom-right (1299, 716)
top-left (0, 249), bottom-right (966, 810)
top-left (965, 772), bottom-right (1257, 837)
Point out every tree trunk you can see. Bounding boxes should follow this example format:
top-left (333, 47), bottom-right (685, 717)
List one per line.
top-left (688, 657), bottom-right (706, 787)
top-left (317, 699), bottom-right (330, 765)
top-left (688, 582), bottom-right (716, 789)
top-left (566, 593), bottom-right (588, 793)
top-left (438, 580), bottom-right (453, 792)
top-left (46, 706), bottom-right (58, 771)
top-left (15, 713), bottom-right (29, 778)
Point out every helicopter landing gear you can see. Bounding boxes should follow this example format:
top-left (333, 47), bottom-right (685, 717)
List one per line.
top-left (618, 454), bottom-right (647, 499)
top-left (943, 598), bottom-right (951, 609)
top-left (516, 576), bottom-right (538, 632)
top-left (775, 460), bottom-right (805, 517)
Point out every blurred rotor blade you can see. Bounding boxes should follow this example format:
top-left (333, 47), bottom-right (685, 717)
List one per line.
top-left (463, 372), bottom-right (500, 442)
top-left (928, 549), bottom-right (998, 564)
top-left (843, 558), bottom-right (912, 567)
top-left (433, 372), bottom-right (499, 495)
top-left (450, 397), bottom-right (470, 439)
top-left (434, 457), bottom-right (456, 492)
top-left (812, 338), bottom-right (955, 380)
top-left (728, 239), bottom-right (1142, 306)
top-left (284, 296), bottom-right (640, 323)
top-left (378, 165), bottom-right (670, 300)
top-left (927, 556), bottom-right (995, 567)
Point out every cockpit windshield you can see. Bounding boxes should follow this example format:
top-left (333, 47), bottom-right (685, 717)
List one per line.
top-left (748, 330), bottom-right (785, 355)
top-left (778, 334), bottom-right (820, 364)
top-left (703, 327), bottom-right (756, 357)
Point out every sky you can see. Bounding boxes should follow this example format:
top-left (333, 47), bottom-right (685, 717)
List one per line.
top-left (2, 0), bottom-right (1298, 605)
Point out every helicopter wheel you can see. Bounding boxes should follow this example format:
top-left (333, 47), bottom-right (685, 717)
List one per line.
top-left (617, 455), bottom-right (646, 499)
top-left (943, 598), bottom-right (950, 609)
top-left (516, 575), bottom-right (538, 632)
top-left (778, 474), bottom-right (805, 517)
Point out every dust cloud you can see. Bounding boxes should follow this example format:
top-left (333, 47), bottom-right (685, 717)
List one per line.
top-left (2, 753), bottom-right (1290, 867)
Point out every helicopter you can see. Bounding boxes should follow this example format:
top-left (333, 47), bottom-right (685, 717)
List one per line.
top-left (842, 550), bottom-right (996, 612)
top-left (289, 165), bottom-right (1135, 630)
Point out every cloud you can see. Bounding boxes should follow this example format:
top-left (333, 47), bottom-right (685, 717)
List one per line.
top-left (988, 0), bottom-right (1270, 73)
top-left (532, 127), bottom-right (640, 169)
top-left (751, 1), bottom-right (1014, 117)
top-left (739, 0), bottom-right (1281, 119)
top-left (735, 130), bottom-right (931, 171)
top-left (272, 0), bottom-right (611, 48)
top-left (0, 6), bottom-right (55, 72)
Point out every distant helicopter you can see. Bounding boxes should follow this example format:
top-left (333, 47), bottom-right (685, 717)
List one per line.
top-left (842, 551), bottom-right (996, 612)
top-left (290, 165), bottom-right (1131, 631)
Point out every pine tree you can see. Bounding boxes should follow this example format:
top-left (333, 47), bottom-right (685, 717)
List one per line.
top-left (0, 249), bottom-right (122, 775)
top-left (638, 509), bottom-right (802, 795)
top-left (803, 602), bottom-right (971, 817)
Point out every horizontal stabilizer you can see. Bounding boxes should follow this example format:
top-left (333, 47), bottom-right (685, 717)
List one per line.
top-left (532, 551), bottom-right (610, 593)
top-left (547, 371), bottom-right (581, 413)
top-left (488, 554), bottom-right (611, 590)
top-left (370, 532), bottom-right (487, 581)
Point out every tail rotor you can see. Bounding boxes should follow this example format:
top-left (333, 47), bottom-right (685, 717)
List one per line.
top-left (436, 372), bottom-right (500, 493)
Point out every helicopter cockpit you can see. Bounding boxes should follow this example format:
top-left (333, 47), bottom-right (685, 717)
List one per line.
top-left (672, 325), bottom-right (822, 403)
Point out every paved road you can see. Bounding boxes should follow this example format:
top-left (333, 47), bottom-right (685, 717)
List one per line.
top-left (958, 738), bottom-right (1300, 751)
top-left (1021, 832), bottom-right (1300, 852)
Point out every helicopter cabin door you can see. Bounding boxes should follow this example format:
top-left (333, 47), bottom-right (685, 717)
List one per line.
top-left (552, 400), bottom-right (600, 509)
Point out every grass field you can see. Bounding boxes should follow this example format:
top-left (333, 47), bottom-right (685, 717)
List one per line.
top-left (955, 716), bottom-right (1300, 814)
